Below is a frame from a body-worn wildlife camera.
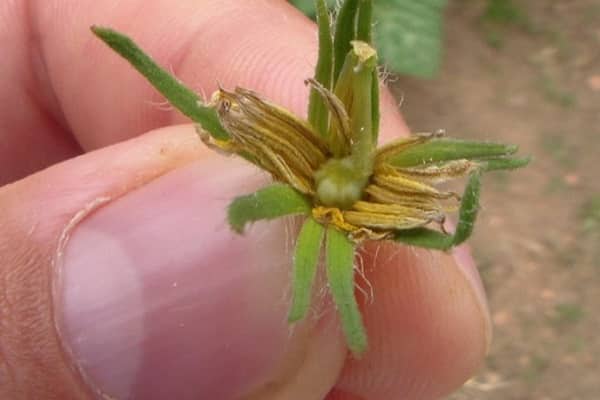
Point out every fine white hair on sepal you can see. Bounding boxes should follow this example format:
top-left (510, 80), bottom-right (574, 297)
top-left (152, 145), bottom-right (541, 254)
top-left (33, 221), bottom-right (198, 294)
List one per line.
top-left (354, 253), bottom-right (375, 305)
top-left (377, 63), bottom-right (397, 86)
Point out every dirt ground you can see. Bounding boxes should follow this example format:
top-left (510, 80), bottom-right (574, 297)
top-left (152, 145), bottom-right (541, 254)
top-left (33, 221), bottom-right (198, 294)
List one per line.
top-left (390, 1), bottom-right (600, 399)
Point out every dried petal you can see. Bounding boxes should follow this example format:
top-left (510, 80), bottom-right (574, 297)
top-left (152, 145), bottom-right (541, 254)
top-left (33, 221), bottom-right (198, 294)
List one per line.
top-left (211, 87), bottom-right (328, 193)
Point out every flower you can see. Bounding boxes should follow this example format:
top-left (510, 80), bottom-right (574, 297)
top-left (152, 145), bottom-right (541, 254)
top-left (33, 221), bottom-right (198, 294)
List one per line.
top-left (91, 0), bottom-right (528, 356)
top-left (200, 80), bottom-right (477, 243)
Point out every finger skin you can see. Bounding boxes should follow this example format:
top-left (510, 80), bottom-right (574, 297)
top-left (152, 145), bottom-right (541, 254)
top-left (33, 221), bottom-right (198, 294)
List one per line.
top-left (326, 389), bottom-right (365, 400)
top-left (0, 126), bottom-right (346, 400)
top-left (0, 1), bottom-right (80, 184)
top-left (0, 128), bottom-right (205, 399)
top-left (338, 243), bottom-right (489, 400)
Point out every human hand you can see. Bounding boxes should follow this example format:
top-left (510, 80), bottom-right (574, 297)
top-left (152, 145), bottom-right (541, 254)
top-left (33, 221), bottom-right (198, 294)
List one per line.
top-left (0, 1), bottom-right (491, 399)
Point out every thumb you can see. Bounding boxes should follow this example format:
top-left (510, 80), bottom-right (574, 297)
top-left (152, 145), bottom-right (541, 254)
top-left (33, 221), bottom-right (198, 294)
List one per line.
top-left (0, 125), bottom-right (345, 400)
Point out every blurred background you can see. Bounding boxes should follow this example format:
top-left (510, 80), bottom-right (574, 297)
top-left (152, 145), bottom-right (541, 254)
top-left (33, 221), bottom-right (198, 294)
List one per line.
top-left (292, 0), bottom-right (600, 398)
top-left (399, 2), bottom-right (600, 398)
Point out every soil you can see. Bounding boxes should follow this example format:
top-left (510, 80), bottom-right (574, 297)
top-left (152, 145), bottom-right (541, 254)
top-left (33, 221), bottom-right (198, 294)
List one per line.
top-left (390, 1), bottom-right (600, 399)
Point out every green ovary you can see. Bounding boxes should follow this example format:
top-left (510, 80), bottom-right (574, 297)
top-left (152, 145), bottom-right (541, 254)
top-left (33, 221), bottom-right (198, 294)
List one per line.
top-left (315, 157), bottom-right (370, 209)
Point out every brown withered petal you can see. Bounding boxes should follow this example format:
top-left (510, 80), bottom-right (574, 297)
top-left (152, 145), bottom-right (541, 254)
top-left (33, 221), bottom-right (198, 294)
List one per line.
top-left (234, 88), bottom-right (330, 163)
top-left (391, 159), bottom-right (478, 184)
top-left (372, 168), bottom-right (460, 200)
top-left (205, 83), bottom-right (481, 242)
top-left (208, 87), bottom-right (329, 194)
top-left (305, 78), bottom-right (353, 157)
top-left (374, 132), bottom-right (442, 163)
top-left (364, 184), bottom-right (442, 210)
top-left (342, 210), bottom-right (433, 231)
top-left (351, 200), bottom-right (444, 221)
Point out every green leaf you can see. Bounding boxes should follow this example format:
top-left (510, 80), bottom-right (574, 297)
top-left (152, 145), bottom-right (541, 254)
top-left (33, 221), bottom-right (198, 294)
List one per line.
top-left (288, 218), bottom-right (325, 322)
top-left (227, 184), bottom-right (311, 233)
top-left (91, 26), bottom-right (229, 140)
top-left (326, 226), bottom-right (367, 356)
top-left (387, 138), bottom-right (518, 167)
top-left (333, 0), bottom-right (359, 82)
top-left (374, 0), bottom-right (447, 78)
top-left (394, 171), bottom-right (482, 249)
top-left (308, 0), bottom-right (334, 137)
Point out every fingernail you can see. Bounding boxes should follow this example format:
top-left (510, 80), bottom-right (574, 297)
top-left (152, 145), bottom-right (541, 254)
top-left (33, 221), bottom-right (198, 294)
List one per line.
top-left (452, 244), bottom-right (493, 352)
top-left (55, 158), bottom-right (292, 400)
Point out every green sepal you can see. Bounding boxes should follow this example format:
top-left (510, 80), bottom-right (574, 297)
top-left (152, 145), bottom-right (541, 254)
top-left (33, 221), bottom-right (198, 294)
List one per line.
top-left (333, 41), bottom-right (378, 170)
top-left (333, 0), bottom-right (359, 82)
top-left (288, 218), bottom-right (325, 322)
top-left (357, 1), bottom-right (379, 143)
top-left (370, 69), bottom-right (380, 143)
top-left (452, 170), bottom-right (481, 246)
top-left (387, 138), bottom-right (518, 167)
top-left (356, 0), bottom-right (374, 43)
top-left (227, 184), bottom-right (311, 233)
top-left (393, 227), bottom-right (453, 250)
top-left (480, 156), bottom-right (531, 172)
top-left (308, 0), bottom-right (334, 137)
top-left (91, 26), bottom-right (229, 140)
top-left (348, 44), bottom-right (377, 171)
top-left (393, 171), bottom-right (482, 249)
top-left (326, 226), bottom-right (367, 356)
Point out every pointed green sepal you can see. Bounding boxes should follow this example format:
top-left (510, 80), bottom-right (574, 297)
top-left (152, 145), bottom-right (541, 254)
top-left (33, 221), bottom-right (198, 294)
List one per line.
top-left (370, 69), bottom-right (380, 143)
top-left (91, 26), bottom-right (230, 140)
top-left (453, 171), bottom-right (481, 246)
top-left (480, 156), bottom-right (532, 172)
top-left (308, 0), bottom-right (334, 137)
top-left (227, 184), bottom-right (311, 233)
top-left (333, 0), bottom-right (359, 82)
top-left (394, 171), bottom-right (482, 249)
top-left (356, 0), bottom-right (374, 43)
top-left (332, 41), bottom-right (378, 171)
top-left (387, 138), bottom-right (518, 167)
top-left (393, 227), bottom-right (454, 250)
top-left (288, 218), bottom-right (325, 322)
top-left (326, 226), bottom-right (367, 356)
top-left (348, 42), bottom-right (377, 170)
